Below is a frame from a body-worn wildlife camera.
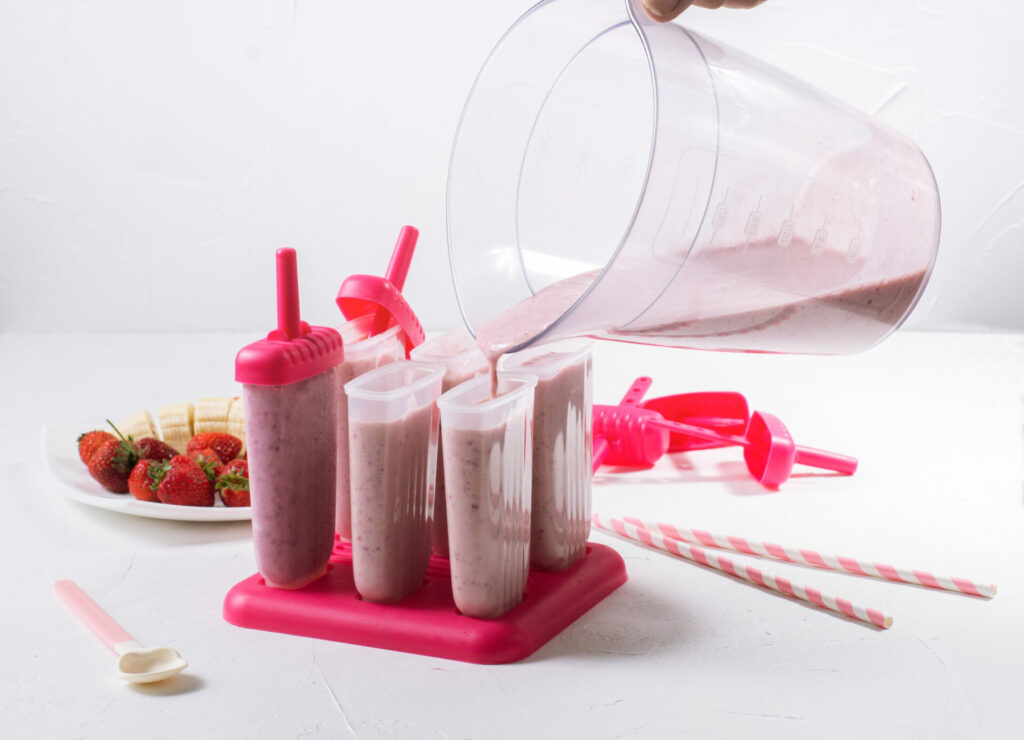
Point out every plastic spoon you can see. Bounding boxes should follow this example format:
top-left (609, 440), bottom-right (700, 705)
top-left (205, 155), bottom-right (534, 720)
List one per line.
top-left (54, 580), bottom-right (188, 684)
top-left (592, 404), bottom-right (857, 488)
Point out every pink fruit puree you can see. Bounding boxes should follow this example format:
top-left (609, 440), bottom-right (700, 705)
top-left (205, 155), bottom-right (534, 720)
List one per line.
top-left (440, 378), bottom-right (533, 619)
top-left (335, 320), bottom-right (405, 541)
top-left (515, 350), bottom-right (592, 571)
top-left (409, 329), bottom-right (489, 557)
top-left (349, 402), bottom-right (435, 603)
top-left (475, 271), bottom-right (596, 397)
top-left (474, 239), bottom-right (927, 360)
top-left (618, 239), bottom-right (927, 352)
top-left (432, 369), bottom-right (484, 556)
top-left (244, 367), bottom-right (338, 589)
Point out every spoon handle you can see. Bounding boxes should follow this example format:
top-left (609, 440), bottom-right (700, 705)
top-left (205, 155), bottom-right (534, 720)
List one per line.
top-left (54, 580), bottom-right (135, 652)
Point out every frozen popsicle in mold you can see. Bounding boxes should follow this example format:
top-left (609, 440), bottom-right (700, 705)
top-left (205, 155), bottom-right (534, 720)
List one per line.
top-left (236, 248), bottom-right (343, 589)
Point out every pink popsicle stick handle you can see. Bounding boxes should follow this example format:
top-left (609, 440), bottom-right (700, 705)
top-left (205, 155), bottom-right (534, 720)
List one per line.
top-left (54, 580), bottom-right (134, 652)
top-left (384, 225), bottom-right (419, 292)
top-left (594, 377), bottom-right (652, 472)
top-left (372, 226), bottom-right (419, 334)
top-left (795, 446), bottom-right (858, 475)
top-left (650, 416), bottom-right (743, 448)
top-left (619, 377), bottom-right (652, 407)
top-left (276, 248), bottom-right (301, 339)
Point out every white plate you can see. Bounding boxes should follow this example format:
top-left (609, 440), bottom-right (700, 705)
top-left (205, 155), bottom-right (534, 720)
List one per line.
top-left (42, 425), bottom-right (252, 522)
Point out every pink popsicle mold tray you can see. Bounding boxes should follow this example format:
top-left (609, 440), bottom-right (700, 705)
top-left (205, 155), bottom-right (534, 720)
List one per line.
top-left (223, 540), bottom-right (626, 664)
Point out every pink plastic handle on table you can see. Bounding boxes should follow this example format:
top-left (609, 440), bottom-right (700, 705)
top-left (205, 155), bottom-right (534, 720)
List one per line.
top-left (593, 379), bottom-right (753, 470)
top-left (54, 580), bottom-right (134, 651)
top-left (642, 391), bottom-right (749, 451)
top-left (743, 411), bottom-right (858, 486)
top-left (592, 377), bottom-right (664, 473)
top-left (337, 225), bottom-right (426, 354)
top-left (593, 403), bottom-right (857, 488)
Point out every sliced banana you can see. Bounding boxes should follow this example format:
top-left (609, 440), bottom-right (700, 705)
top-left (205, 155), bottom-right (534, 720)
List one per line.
top-left (194, 396), bottom-right (233, 435)
top-left (158, 402), bottom-right (194, 454)
top-left (118, 409), bottom-right (156, 441)
top-left (227, 397), bottom-right (246, 455)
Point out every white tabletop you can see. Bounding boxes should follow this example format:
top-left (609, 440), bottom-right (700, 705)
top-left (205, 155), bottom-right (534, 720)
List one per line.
top-left (2, 330), bottom-right (1021, 739)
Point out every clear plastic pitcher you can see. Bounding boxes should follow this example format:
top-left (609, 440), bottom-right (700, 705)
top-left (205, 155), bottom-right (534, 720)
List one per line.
top-left (446, 0), bottom-right (940, 355)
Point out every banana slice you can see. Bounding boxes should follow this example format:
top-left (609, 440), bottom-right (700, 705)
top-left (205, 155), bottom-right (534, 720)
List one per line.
top-left (227, 397), bottom-right (246, 455)
top-left (158, 402), bottom-right (194, 454)
top-left (194, 396), bottom-right (233, 435)
top-left (117, 409), bottom-right (156, 441)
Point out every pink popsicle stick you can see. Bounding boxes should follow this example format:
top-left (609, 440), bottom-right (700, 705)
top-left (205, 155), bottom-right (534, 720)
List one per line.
top-left (621, 515), bottom-right (996, 599)
top-left (592, 513), bottom-right (893, 629)
top-left (276, 248), bottom-right (302, 339)
top-left (371, 226), bottom-right (419, 335)
top-left (649, 414), bottom-right (856, 476)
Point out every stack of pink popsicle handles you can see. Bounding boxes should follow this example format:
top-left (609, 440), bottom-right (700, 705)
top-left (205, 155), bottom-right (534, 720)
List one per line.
top-left (593, 377), bottom-right (857, 489)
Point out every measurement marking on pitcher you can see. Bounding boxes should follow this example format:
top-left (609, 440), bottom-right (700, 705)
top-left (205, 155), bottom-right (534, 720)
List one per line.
top-left (708, 187), bottom-right (730, 246)
top-left (810, 215), bottom-right (829, 257)
top-left (742, 196), bottom-right (763, 253)
top-left (846, 222), bottom-right (864, 264)
top-left (775, 205), bottom-right (796, 257)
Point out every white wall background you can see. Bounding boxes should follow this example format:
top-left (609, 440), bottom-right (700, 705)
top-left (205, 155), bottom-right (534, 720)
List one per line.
top-left (1, 0), bottom-right (1021, 334)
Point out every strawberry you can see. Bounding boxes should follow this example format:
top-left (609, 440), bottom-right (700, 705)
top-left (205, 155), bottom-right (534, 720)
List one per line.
top-left (154, 455), bottom-right (215, 507)
top-left (78, 430), bottom-right (116, 464)
top-left (135, 437), bottom-right (177, 463)
top-left (215, 459), bottom-right (250, 507)
top-left (128, 459), bottom-right (161, 502)
top-left (86, 421), bottom-right (140, 493)
top-left (186, 433), bottom-right (242, 463)
top-left (188, 448), bottom-right (224, 483)
top-left (87, 439), bottom-right (136, 493)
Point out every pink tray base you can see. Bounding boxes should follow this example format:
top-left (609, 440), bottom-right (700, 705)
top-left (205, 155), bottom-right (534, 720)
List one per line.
top-left (224, 541), bottom-right (626, 664)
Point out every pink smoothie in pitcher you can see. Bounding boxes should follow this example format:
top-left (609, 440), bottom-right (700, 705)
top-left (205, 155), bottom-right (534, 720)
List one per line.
top-left (473, 238), bottom-right (927, 364)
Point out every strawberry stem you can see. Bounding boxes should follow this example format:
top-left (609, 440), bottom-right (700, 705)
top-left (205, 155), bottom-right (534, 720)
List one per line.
top-left (105, 419), bottom-right (139, 472)
top-left (149, 460), bottom-right (170, 490)
top-left (106, 419), bottom-right (134, 443)
top-left (215, 472), bottom-right (250, 491)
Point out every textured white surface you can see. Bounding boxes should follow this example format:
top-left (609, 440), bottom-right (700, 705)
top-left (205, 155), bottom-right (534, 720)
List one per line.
top-left (1, 331), bottom-right (1021, 738)
top-left (0, 0), bottom-right (1021, 333)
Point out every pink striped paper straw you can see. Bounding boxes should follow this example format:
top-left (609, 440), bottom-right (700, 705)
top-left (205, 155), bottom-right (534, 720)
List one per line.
top-left (593, 513), bottom-right (893, 629)
top-left (621, 515), bottom-right (996, 599)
